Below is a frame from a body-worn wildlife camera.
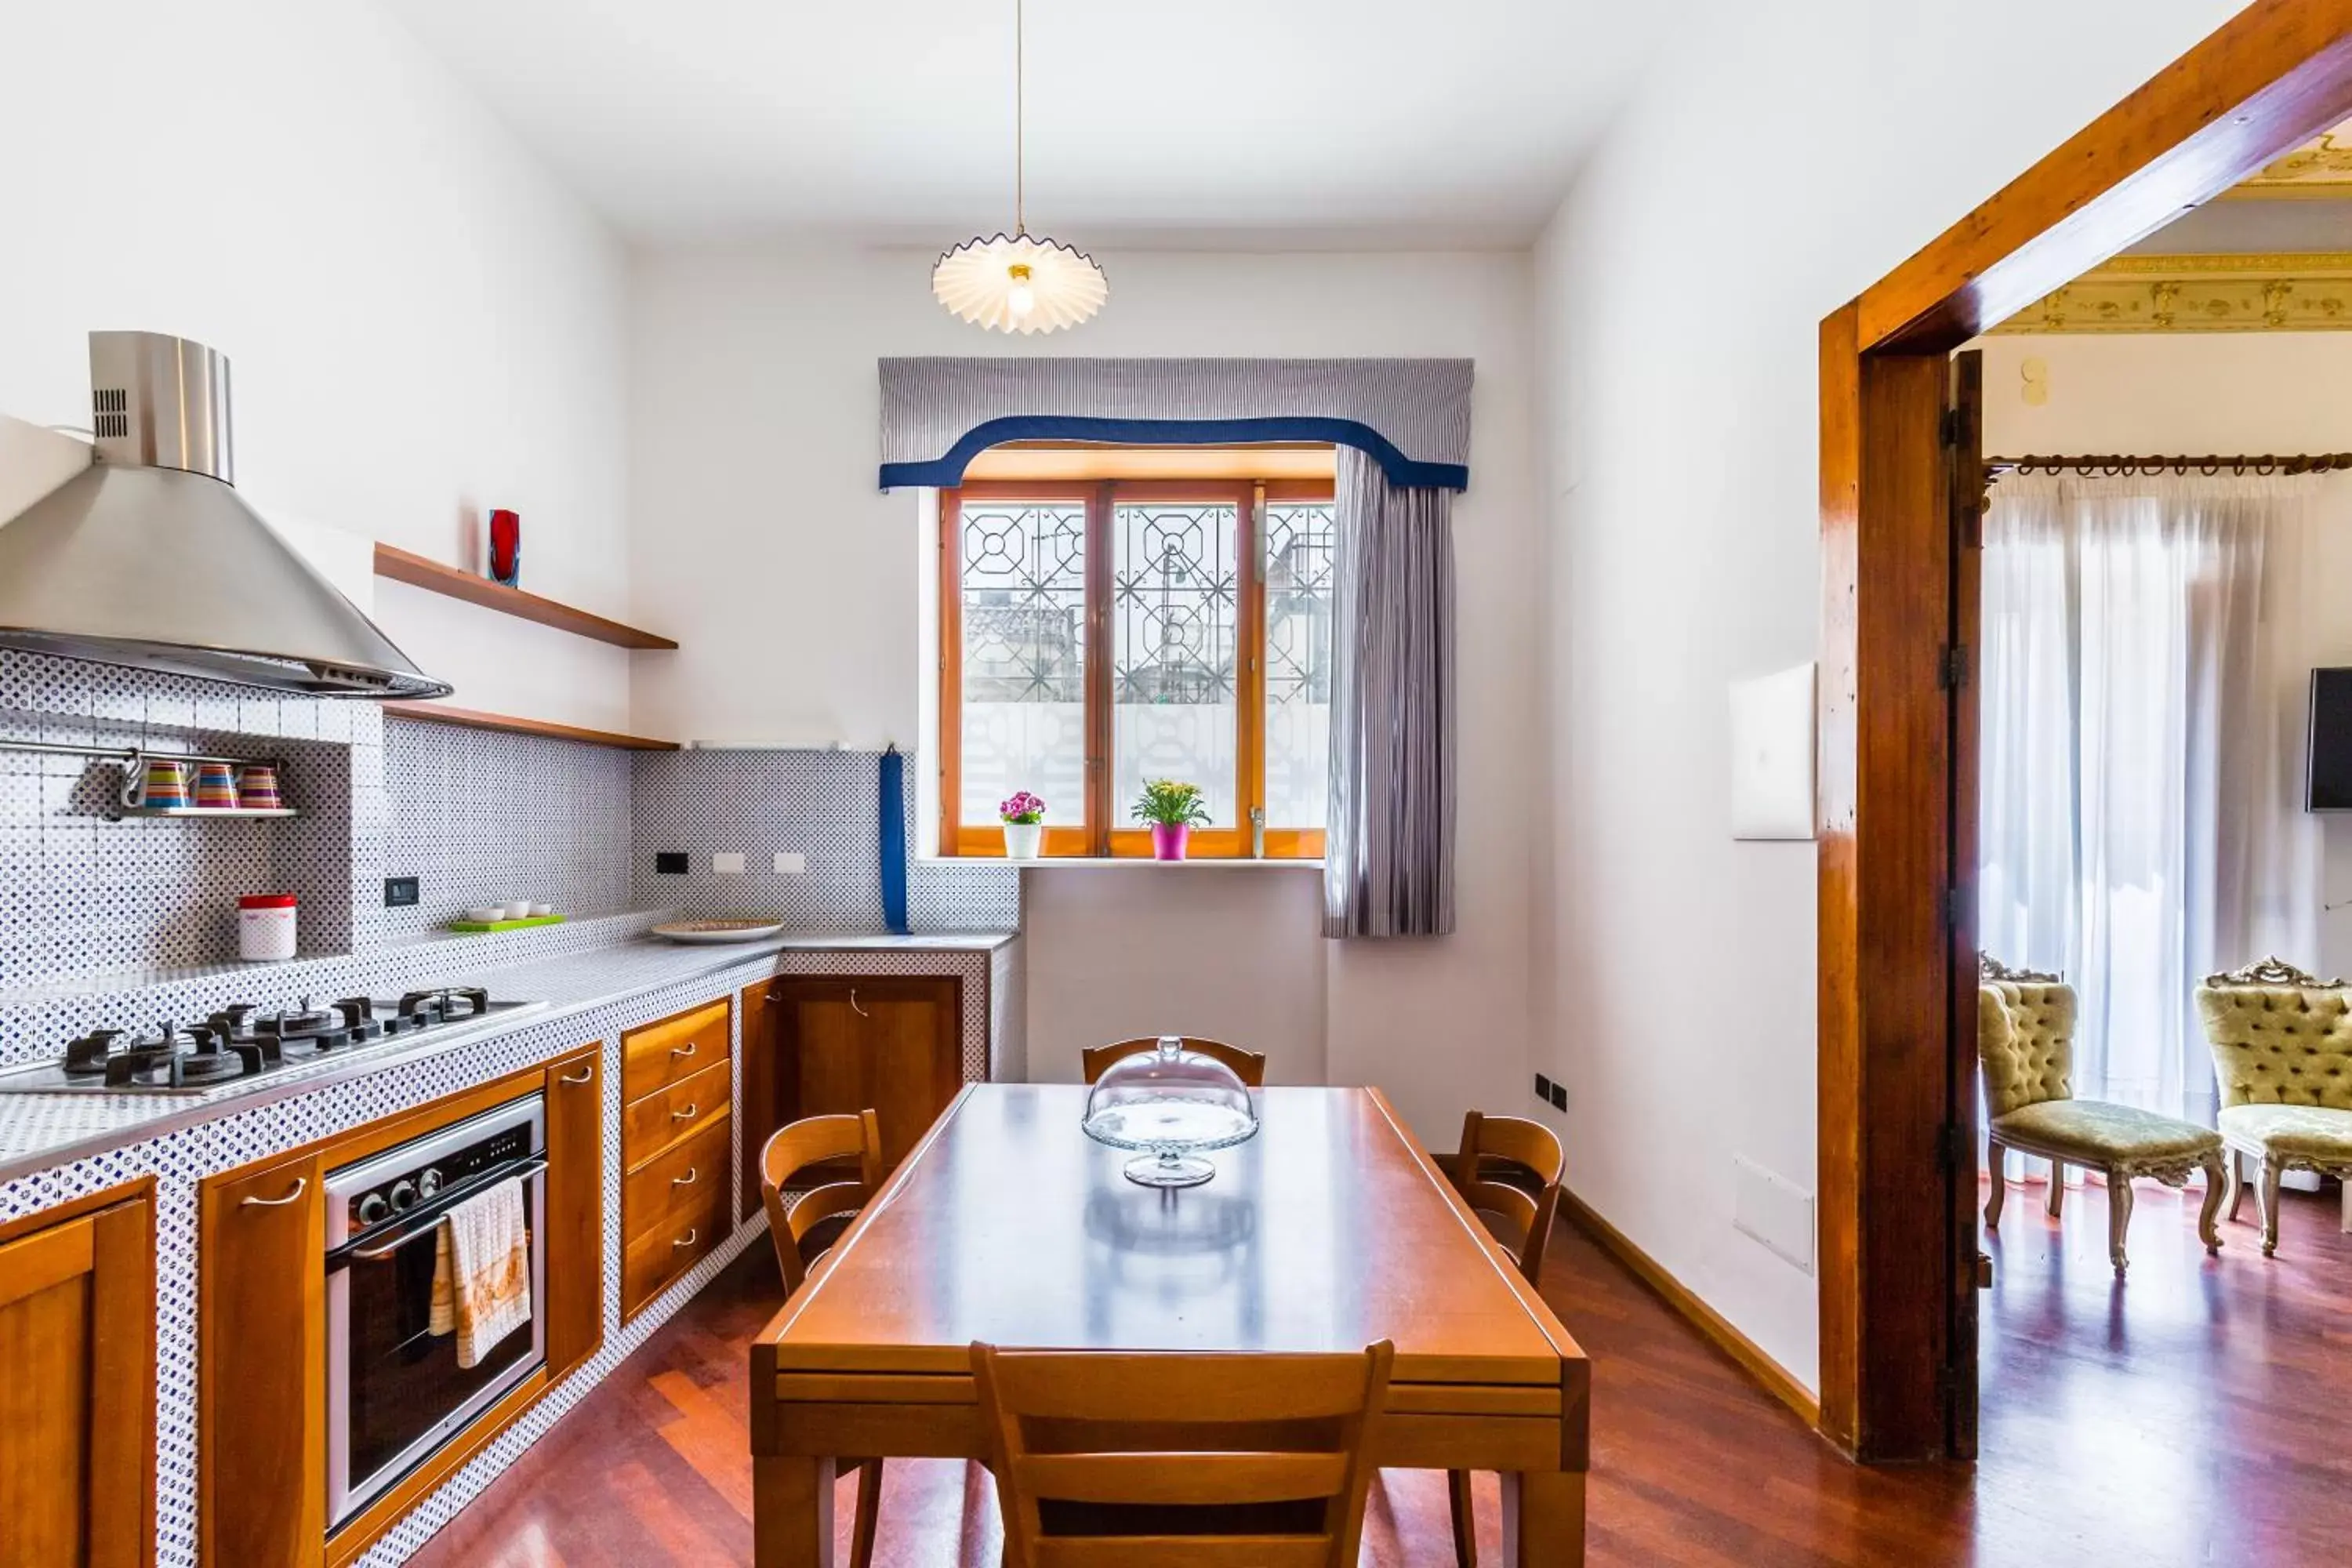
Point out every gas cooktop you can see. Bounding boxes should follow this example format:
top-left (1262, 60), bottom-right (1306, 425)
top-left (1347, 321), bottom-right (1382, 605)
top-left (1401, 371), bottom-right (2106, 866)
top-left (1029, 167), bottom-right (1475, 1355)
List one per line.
top-left (0, 987), bottom-right (545, 1096)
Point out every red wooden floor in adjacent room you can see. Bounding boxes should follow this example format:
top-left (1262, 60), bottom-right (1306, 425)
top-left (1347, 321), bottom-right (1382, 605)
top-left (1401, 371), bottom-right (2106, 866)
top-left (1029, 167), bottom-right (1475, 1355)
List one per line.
top-left (408, 1180), bottom-right (2352, 1566)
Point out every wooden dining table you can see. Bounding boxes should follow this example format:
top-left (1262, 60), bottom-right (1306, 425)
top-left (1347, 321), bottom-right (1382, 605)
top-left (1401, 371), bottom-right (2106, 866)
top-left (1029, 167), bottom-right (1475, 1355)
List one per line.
top-left (750, 1083), bottom-right (1590, 1566)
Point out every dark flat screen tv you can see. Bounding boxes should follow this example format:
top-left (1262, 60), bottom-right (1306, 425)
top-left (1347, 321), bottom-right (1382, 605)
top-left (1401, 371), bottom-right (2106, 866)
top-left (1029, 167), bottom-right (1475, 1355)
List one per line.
top-left (2312, 668), bottom-right (2352, 811)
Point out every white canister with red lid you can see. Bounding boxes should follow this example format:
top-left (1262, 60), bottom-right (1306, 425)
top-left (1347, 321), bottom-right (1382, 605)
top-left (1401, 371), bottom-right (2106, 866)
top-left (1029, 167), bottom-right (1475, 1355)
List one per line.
top-left (238, 894), bottom-right (297, 961)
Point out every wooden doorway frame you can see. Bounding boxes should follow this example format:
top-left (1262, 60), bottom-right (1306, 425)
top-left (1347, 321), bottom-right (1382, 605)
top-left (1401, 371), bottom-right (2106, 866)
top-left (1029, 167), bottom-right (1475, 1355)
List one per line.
top-left (1817, 0), bottom-right (2352, 1461)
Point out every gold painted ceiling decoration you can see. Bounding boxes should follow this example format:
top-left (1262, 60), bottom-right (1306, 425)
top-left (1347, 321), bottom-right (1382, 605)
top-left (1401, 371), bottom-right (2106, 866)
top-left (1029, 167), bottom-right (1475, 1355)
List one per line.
top-left (2221, 116), bottom-right (2352, 200)
top-left (1992, 253), bottom-right (2352, 334)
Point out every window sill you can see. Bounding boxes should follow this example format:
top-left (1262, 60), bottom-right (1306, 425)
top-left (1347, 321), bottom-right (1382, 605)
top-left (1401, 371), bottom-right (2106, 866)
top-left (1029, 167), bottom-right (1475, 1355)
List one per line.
top-left (920, 855), bottom-right (1323, 871)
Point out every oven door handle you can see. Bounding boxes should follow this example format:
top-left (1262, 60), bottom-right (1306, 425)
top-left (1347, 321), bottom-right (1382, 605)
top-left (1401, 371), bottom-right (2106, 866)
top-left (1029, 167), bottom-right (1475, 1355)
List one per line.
top-left (325, 1155), bottom-right (548, 1271)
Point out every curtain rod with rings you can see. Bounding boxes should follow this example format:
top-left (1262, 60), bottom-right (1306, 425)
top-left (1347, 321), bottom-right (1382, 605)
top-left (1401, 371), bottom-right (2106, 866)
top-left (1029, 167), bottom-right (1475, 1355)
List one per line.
top-left (1987, 452), bottom-right (2352, 477)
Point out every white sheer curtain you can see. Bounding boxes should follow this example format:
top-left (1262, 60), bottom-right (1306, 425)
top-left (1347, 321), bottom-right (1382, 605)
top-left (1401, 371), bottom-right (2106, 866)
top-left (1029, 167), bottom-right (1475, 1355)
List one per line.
top-left (1979, 472), bottom-right (2322, 1124)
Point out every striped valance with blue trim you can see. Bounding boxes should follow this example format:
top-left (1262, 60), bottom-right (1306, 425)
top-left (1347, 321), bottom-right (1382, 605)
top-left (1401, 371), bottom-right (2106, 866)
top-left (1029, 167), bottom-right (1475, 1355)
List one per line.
top-left (878, 358), bottom-right (1474, 491)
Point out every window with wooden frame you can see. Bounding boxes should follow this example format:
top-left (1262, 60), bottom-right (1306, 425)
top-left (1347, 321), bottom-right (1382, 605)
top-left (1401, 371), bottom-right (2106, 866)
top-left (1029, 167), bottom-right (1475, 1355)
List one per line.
top-left (937, 454), bottom-right (1334, 858)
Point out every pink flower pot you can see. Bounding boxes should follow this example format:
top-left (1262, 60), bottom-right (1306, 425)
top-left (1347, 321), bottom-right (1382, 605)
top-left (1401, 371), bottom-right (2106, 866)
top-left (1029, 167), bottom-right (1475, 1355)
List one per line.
top-left (1150, 823), bottom-right (1190, 861)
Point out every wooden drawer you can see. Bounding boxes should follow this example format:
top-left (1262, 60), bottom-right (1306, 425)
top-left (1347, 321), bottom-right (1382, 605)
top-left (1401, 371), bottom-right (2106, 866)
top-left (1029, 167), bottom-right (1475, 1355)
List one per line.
top-left (621, 999), bottom-right (730, 1103)
top-left (623, 1114), bottom-right (731, 1247)
top-left (622, 1058), bottom-right (731, 1167)
top-left (622, 1181), bottom-right (728, 1318)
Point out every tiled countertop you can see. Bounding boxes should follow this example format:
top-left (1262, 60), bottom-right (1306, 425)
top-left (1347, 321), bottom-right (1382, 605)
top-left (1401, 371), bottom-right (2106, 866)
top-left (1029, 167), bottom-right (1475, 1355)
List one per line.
top-left (0, 930), bottom-right (1016, 1182)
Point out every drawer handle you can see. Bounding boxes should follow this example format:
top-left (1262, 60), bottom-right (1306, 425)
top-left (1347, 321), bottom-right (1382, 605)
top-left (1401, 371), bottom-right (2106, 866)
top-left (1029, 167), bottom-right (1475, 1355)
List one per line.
top-left (672, 1102), bottom-right (699, 1122)
top-left (240, 1177), bottom-right (307, 1208)
top-left (849, 986), bottom-right (869, 1018)
top-left (559, 1064), bottom-right (593, 1085)
top-left (671, 1167), bottom-right (699, 1187)
top-left (670, 1041), bottom-right (699, 1060)
top-left (672, 1227), bottom-right (699, 1249)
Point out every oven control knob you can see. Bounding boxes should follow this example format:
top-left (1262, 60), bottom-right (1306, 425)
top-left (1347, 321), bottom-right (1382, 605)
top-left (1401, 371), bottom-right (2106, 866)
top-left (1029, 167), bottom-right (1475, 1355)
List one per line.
top-left (418, 1168), bottom-right (444, 1200)
top-left (356, 1192), bottom-right (390, 1225)
top-left (388, 1179), bottom-right (419, 1212)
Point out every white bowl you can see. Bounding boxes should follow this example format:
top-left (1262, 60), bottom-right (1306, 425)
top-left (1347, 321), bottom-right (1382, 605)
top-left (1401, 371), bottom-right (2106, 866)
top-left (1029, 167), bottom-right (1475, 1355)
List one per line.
top-left (464, 906), bottom-right (503, 924)
top-left (502, 902), bottom-right (532, 920)
top-left (528, 902), bottom-right (554, 917)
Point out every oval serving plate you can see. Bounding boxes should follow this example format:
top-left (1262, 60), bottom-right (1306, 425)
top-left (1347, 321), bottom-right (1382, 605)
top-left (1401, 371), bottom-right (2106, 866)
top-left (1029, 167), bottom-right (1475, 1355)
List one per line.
top-left (651, 919), bottom-right (789, 945)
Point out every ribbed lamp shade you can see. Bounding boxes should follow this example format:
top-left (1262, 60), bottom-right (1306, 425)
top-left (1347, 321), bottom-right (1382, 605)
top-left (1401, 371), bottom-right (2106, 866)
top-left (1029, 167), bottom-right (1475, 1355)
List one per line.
top-left (932, 232), bottom-right (1108, 336)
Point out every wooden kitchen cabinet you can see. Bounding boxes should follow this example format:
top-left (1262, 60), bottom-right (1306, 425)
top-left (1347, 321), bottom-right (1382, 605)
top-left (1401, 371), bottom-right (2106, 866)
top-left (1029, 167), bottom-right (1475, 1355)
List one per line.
top-left (543, 1045), bottom-right (604, 1383)
top-left (619, 999), bottom-right (734, 1320)
top-left (0, 1181), bottom-right (155, 1568)
top-left (739, 975), bottom-right (962, 1217)
top-left (201, 1150), bottom-right (327, 1568)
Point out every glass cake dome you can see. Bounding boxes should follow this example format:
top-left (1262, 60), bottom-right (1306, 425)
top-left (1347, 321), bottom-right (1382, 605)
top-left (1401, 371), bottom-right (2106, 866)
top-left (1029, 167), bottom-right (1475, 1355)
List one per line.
top-left (1081, 1036), bottom-right (1260, 1188)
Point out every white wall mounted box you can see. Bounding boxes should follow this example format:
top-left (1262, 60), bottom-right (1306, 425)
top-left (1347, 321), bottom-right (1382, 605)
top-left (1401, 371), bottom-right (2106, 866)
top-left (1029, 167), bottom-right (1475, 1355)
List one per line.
top-left (1728, 662), bottom-right (1817, 841)
top-left (1732, 1153), bottom-right (1816, 1275)
top-left (712, 852), bottom-right (746, 875)
top-left (774, 851), bottom-right (805, 874)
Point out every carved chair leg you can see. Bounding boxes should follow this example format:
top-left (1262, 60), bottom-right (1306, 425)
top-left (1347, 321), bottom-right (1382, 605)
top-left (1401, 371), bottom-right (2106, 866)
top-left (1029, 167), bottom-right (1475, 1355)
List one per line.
top-left (2194, 1152), bottom-right (2226, 1255)
top-left (1984, 1137), bottom-right (2006, 1229)
top-left (2106, 1173), bottom-right (2134, 1278)
top-left (2045, 1159), bottom-right (2064, 1218)
top-left (2223, 1149), bottom-right (2246, 1224)
top-left (1448, 1468), bottom-right (1479, 1568)
top-left (2258, 1156), bottom-right (2285, 1258)
top-left (851, 1458), bottom-right (883, 1568)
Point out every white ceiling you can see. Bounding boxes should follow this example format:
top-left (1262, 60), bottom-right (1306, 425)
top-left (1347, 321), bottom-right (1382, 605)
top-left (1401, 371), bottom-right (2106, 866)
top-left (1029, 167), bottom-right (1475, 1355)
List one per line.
top-left (380, 0), bottom-right (1671, 247)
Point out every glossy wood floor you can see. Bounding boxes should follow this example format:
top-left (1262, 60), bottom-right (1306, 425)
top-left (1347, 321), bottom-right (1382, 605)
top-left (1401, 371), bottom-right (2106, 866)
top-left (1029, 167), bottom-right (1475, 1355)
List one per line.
top-left (410, 1179), bottom-right (2352, 1566)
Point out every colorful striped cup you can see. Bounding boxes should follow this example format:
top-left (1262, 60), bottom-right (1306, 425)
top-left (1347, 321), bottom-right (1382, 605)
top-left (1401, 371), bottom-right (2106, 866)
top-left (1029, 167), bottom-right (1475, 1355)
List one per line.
top-left (194, 761), bottom-right (238, 810)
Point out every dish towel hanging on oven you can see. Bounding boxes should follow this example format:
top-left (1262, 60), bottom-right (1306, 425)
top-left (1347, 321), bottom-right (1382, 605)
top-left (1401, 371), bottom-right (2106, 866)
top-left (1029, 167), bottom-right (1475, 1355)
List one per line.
top-left (427, 1178), bottom-right (532, 1368)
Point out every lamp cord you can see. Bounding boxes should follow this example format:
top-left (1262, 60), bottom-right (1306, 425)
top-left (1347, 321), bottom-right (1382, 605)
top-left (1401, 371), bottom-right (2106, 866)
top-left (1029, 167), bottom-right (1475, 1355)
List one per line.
top-left (1014, 0), bottom-right (1026, 236)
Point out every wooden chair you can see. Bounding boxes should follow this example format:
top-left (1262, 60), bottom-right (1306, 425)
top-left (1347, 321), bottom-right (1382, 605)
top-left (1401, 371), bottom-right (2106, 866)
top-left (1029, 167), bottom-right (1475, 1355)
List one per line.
top-left (759, 1112), bottom-right (886, 1568)
top-left (971, 1339), bottom-right (1394, 1568)
top-left (1438, 1109), bottom-right (1564, 1568)
top-left (1081, 1036), bottom-right (1267, 1087)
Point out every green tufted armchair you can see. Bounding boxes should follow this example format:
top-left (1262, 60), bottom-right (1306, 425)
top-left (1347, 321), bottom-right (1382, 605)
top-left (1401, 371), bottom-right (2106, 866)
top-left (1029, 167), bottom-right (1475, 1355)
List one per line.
top-left (2196, 957), bottom-right (2352, 1256)
top-left (1979, 958), bottom-right (2224, 1276)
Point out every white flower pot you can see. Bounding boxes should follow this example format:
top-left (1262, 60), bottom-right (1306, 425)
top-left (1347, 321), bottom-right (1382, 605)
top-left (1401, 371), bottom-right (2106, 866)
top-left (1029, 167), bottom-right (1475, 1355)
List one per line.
top-left (1004, 822), bottom-right (1043, 860)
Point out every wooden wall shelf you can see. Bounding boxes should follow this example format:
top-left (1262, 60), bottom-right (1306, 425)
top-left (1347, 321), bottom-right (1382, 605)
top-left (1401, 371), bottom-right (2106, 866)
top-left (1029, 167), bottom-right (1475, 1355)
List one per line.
top-left (373, 543), bottom-right (679, 651)
top-left (382, 702), bottom-right (681, 752)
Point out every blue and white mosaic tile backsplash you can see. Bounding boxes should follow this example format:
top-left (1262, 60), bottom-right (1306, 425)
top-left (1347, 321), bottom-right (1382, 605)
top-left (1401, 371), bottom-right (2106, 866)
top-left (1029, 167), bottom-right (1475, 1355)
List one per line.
top-left (381, 718), bottom-right (633, 937)
top-left (0, 650), bottom-right (1017, 1009)
top-left (0, 652), bottom-right (376, 985)
top-left (632, 748), bottom-right (1018, 933)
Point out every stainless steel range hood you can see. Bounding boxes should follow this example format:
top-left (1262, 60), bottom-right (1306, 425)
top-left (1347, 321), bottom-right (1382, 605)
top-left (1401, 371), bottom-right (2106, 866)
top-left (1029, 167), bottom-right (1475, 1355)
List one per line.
top-left (0, 332), bottom-right (452, 699)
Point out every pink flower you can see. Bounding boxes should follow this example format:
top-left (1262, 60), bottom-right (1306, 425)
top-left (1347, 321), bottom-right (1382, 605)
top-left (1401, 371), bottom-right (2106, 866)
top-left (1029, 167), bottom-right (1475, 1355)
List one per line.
top-left (999, 791), bottom-right (1047, 825)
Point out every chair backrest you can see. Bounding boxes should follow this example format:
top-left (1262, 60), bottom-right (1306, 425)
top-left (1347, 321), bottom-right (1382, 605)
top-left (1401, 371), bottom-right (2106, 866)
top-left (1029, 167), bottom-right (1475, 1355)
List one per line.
top-left (2196, 957), bottom-right (2352, 1112)
top-left (971, 1339), bottom-right (1394, 1568)
top-left (1081, 1036), bottom-right (1267, 1088)
top-left (1977, 959), bottom-right (2074, 1118)
top-left (759, 1110), bottom-right (883, 1293)
top-left (1449, 1110), bottom-right (1565, 1283)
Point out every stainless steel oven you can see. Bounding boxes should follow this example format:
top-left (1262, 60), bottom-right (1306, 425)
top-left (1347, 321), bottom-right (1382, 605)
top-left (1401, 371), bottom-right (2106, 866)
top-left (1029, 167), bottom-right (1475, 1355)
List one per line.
top-left (324, 1094), bottom-right (547, 1530)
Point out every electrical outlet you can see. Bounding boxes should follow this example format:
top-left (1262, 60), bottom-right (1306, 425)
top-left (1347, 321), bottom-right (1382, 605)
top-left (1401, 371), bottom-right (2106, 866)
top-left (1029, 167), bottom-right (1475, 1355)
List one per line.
top-left (1548, 1081), bottom-right (1567, 1112)
top-left (383, 876), bottom-right (419, 908)
top-left (713, 851), bottom-right (746, 875)
top-left (1534, 1073), bottom-right (1553, 1102)
top-left (654, 851), bottom-right (688, 875)
top-left (774, 851), bottom-right (806, 875)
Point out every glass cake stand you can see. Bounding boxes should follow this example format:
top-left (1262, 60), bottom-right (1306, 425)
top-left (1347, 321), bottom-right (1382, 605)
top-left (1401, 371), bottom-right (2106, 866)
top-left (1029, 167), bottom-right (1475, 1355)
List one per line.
top-left (1080, 1035), bottom-right (1261, 1188)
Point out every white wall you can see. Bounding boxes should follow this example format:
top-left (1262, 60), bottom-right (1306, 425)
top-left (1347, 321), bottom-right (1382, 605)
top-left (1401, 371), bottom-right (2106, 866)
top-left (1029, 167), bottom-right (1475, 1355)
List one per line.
top-left (0, 0), bottom-right (632, 729)
top-left (1528, 0), bottom-right (2249, 1388)
top-left (1976, 332), bottom-right (2352, 980)
top-left (1021, 868), bottom-right (1329, 1087)
top-left (628, 245), bottom-right (1541, 1140)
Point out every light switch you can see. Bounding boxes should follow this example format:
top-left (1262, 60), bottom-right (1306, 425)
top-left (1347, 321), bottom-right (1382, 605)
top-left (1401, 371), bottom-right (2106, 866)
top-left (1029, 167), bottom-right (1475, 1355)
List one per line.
top-left (713, 851), bottom-right (746, 875)
top-left (774, 851), bottom-right (806, 875)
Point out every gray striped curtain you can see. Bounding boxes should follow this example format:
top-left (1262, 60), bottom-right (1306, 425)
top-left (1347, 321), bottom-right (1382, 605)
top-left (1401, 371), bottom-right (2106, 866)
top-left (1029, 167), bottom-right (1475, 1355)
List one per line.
top-left (1325, 448), bottom-right (1455, 938)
